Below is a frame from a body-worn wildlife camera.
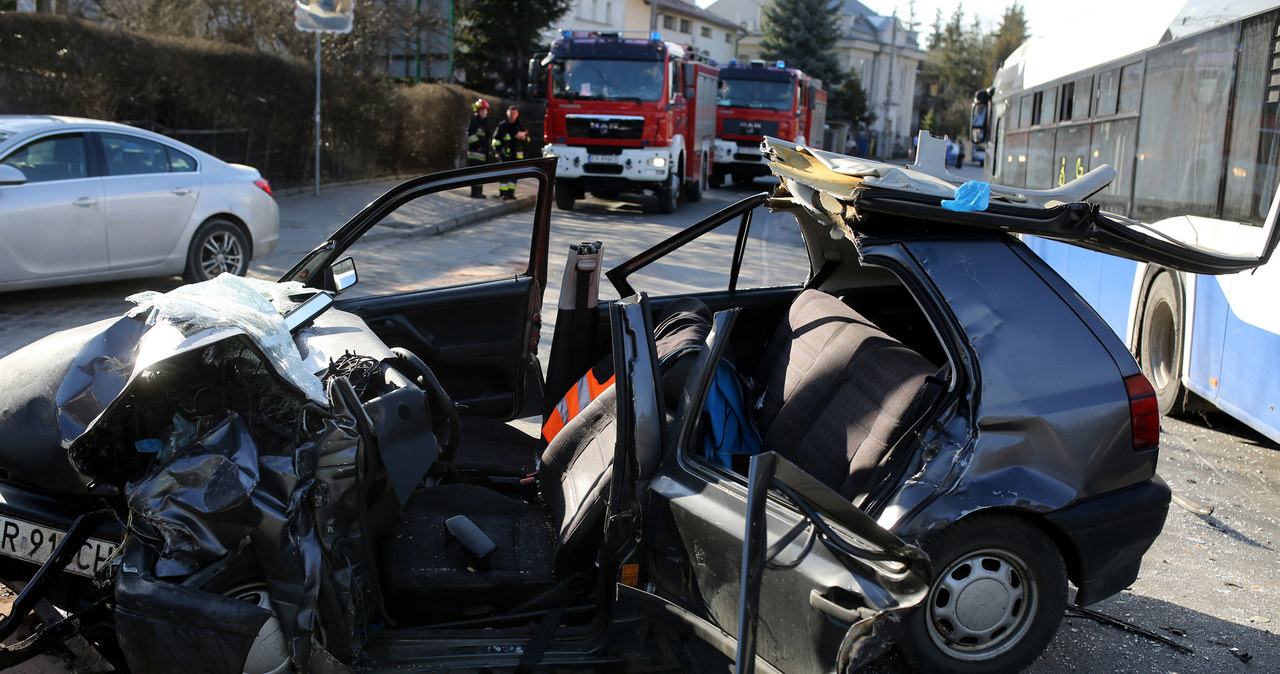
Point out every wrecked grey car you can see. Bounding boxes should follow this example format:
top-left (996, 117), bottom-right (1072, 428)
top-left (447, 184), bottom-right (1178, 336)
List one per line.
top-left (0, 136), bottom-right (1275, 673)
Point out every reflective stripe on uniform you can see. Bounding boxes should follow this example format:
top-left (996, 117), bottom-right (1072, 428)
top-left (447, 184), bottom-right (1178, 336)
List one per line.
top-left (542, 369), bottom-right (616, 443)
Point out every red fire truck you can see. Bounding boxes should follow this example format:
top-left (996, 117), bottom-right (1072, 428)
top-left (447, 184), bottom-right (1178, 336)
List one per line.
top-left (711, 61), bottom-right (827, 186)
top-left (533, 31), bottom-right (719, 213)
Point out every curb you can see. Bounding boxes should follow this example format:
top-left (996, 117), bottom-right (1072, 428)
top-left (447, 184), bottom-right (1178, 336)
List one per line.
top-left (358, 195), bottom-right (536, 245)
top-left (274, 174), bottom-right (409, 198)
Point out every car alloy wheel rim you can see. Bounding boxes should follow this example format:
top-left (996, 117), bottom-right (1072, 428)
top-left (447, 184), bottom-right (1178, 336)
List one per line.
top-left (925, 547), bottom-right (1038, 661)
top-left (1147, 299), bottom-right (1175, 390)
top-left (201, 231), bottom-right (245, 277)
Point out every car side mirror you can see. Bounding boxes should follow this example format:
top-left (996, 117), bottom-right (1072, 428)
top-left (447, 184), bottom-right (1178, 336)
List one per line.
top-left (0, 165), bottom-right (28, 186)
top-left (330, 257), bottom-right (358, 293)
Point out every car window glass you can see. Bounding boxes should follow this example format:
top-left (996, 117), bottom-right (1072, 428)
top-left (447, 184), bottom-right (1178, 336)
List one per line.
top-left (102, 132), bottom-right (173, 176)
top-left (167, 147), bottom-right (197, 172)
top-left (333, 175), bottom-right (537, 298)
top-left (1, 134), bottom-right (88, 183)
top-left (608, 204), bottom-right (810, 299)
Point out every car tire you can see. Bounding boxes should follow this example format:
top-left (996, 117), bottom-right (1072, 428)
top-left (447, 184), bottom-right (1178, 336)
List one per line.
top-left (656, 173), bottom-right (678, 214)
top-left (185, 219), bottom-right (250, 282)
top-left (1139, 273), bottom-right (1184, 416)
top-left (555, 179), bottom-right (576, 211)
top-left (898, 513), bottom-right (1067, 673)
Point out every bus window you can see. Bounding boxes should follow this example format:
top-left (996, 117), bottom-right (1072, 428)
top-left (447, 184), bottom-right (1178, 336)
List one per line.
top-left (1027, 129), bottom-right (1055, 188)
top-left (1133, 26), bottom-right (1234, 221)
top-left (1095, 69), bottom-right (1119, 116)
top-left (1089, 119), bottom-right (1137, 214)
top-left (1224, 16), bottom-right (1280, 226)
top-left (1117, 62), bottom-right (1143, 113)
top-left (1058, 81), bottom-right (1076, 121)
top-left (1005, 131), bottom-right (1028, 187)
top-left (1019, 94), bottom-right (1034, 128)
top-left (1054, 124), bottom-right (1090, 186)
top-left (1073, 76), bottom-right (1092, 120)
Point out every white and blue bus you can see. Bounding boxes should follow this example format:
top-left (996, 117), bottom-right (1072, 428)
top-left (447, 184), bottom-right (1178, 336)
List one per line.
top-left (974, 1), bottom-right (1280, 443)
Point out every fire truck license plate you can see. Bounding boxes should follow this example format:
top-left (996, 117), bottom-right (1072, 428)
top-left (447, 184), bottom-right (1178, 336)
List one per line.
top-left (588, 154), bottom-right (619, 164)
top-left (0, 515), bottom-right (118, 578)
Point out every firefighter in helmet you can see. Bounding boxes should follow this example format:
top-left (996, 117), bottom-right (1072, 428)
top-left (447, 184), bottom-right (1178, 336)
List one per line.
top-left (466, 98), bottom-right (491, 198)
top-left (491, 105), bottom-right (528, 200)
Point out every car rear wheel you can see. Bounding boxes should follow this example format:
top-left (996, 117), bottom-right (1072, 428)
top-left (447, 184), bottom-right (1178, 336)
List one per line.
top-left (899, 514), bottom-right (1067, 673)
top-left (186, 219), bottom-right (249, 282)
top-left (1139, 273), bottom-right (1184, 415)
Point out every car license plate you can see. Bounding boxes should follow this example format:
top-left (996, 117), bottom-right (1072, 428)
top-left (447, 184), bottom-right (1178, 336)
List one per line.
top-left (0, 515), bottom-right (119, 579)
top-left (588, 154), bottom-right (619, 164)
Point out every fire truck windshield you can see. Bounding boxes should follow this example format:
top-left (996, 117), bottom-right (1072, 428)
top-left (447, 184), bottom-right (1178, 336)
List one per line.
top-left (716, 79), bottom-right (794, 111)
top-left (552, 59), bottom-right (665, 102)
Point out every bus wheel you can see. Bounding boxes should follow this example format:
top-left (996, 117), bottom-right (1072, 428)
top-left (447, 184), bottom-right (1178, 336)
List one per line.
top-left (1140, 273), bottom-right (1184, 415)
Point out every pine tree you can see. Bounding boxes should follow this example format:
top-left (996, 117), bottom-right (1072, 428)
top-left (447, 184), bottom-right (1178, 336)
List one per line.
top-left (990, 3), bottom-right (1029, 82)
top-left (828, 72), bottom-right (874, 127)
top-left (758, 0), bottom-right (843, 87)
top-left (455, 0), bottom-right (571, 96)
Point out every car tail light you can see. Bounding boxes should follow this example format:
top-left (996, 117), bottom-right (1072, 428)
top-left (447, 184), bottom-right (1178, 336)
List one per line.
top-left (254, 178), bottom-right (274, 197)
top-left (1124, 373), bottom-right (1160, 451)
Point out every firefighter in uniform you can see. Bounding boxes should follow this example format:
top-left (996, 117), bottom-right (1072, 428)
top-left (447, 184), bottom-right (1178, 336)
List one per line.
top-left (491, 105), bottom-right (528, 200)
top-left (466, 99), bottom-right (491, 198)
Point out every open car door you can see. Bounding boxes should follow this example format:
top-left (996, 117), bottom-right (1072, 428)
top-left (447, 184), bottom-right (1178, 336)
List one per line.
top-left (765, 136), bottom-right (1280, 276)
top-left (632, 309), bottom-right (930, 673)
top-left (280, 158), bottom-right (554, 419)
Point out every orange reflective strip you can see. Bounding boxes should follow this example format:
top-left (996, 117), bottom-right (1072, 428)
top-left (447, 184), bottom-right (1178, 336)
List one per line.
top-left (587, 373), bottom-right (616, 398)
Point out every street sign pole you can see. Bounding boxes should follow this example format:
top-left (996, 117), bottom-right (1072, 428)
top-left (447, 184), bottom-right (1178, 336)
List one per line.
top-left (294, 0), bottom-right (354, 198)
top-left (315, 32), bottom-right (321, 197)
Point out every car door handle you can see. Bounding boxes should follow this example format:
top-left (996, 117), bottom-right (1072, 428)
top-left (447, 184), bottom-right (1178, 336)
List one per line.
top-left (73, 197), bottom-right (97, 207)
top-left (171, 187), bottom-right (191, 196)
top-left (809, 588), bottom-right (873, 624)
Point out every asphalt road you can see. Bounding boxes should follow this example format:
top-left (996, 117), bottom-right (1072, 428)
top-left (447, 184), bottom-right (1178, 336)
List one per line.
top-left (3, 168), bottom-right (1279, 672)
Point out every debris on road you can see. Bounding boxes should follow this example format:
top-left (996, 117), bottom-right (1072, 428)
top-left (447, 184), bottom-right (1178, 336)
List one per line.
top-left (1066, 604), bottom-right (1195, 655)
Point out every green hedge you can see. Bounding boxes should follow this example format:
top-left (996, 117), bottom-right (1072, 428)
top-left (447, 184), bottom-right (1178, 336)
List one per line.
top-left (0, 13), bottom-right (536, 187)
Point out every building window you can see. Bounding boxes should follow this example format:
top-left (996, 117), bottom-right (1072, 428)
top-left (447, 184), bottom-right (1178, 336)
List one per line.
top-left (725, 31), bottom-right (732, 43)
top-left (701, 26), bottom-right (712, 38)
top-left (680, 18), bottom-right (691, 33)
top-left (663, 15), bottom-right (674, 30)
top-left (605, 2), bottom-right (612, 24)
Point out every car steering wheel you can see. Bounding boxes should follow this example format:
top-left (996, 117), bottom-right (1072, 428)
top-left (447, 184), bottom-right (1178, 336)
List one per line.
top-left (389, 347), bottom-right (461, 463)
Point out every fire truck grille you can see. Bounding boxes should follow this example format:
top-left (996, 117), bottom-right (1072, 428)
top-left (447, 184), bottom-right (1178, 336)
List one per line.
top-left (722, 119), bottom-right (779, 137)
top-left (566, 116), bottom-right (645, 140)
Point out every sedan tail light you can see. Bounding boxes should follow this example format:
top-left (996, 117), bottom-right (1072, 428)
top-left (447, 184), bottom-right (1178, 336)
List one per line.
top-left (254, 178), bottom-right (274, 197)
top-left (1123, 373), bottom-right (1160, 451)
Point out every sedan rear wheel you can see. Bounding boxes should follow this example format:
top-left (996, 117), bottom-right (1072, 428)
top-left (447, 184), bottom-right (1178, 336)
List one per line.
top-left (899, 514), bottom-right (1067, 673)
top-left (186, 219), bottom-right (249, 282)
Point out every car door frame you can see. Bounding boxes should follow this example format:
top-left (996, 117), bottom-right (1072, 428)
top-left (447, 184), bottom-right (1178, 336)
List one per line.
top-left (280, 157), bottom-right (555, 419)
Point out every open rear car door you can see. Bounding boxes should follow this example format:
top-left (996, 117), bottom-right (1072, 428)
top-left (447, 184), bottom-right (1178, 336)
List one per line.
top-left (765, 135), bottom-right (1280, 276)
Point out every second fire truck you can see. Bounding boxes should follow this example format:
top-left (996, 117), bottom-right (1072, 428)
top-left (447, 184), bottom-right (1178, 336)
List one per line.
top-left (533, 31), bottom-right (719, 213)
top-left (711, 61), bottom-right (827, 186)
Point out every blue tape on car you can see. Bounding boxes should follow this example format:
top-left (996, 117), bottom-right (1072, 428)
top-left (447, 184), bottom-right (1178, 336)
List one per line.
top-left (942, 181), bottom-right (991, 212)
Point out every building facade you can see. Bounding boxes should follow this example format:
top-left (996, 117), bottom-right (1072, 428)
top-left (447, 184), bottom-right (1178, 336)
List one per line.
top-left (707, 0), bottom-right (924, 157)
top-left (548, 0), bottom-right (745, 65)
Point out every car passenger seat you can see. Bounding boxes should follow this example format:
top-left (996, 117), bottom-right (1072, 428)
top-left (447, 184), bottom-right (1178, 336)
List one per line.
top-left (753, 289), bottom-right (944, 501)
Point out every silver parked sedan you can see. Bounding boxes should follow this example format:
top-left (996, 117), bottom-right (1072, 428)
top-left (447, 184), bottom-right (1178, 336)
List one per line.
top-left (0, 115), bottom-right (279, 292)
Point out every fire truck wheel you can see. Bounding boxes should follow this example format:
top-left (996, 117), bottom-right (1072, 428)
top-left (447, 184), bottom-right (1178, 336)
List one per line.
top-left (656, 173), bottom-right (679, 214)
top-left (709, 168), bottom-right (724, 188)
top-left (686, 165), bottom-right (704, 203)
top-left (555, 180), bottom-right (576, 211)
